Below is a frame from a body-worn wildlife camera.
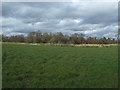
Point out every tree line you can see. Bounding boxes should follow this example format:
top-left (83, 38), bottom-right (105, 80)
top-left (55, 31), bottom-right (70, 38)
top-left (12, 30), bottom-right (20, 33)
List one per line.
top-left (1, 31), bottom-right (117, 44)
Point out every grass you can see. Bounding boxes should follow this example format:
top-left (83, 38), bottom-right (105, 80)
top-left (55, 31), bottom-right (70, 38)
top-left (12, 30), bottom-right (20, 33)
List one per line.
top-left (2, 43), bottom-right (118, 88)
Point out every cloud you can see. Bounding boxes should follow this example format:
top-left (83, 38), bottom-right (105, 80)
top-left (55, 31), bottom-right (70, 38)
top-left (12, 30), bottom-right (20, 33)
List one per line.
top-left (2, 2), bottom-right (118, 38)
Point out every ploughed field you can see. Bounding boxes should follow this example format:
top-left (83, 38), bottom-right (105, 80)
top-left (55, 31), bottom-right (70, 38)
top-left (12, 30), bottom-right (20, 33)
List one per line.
top-left (2, 43), bottom-right (118, 88)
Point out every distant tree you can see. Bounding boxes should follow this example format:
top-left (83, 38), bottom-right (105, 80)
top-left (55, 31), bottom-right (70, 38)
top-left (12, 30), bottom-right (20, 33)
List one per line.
top-left (78, 34), bottom-right (85, 44)
top-left (0, 34), bottom-right (2, 42)
top-left (2, 31), bottom-right (118, 44)
top-left (49, 32), bottom-right (65, 44)
top-left (69, 33), bottom-right (79, 44)
top-left (102, 37), bottom-right (107, 44)
top-left (8, 35), bottom-right (25, 42)
top-left (86, 37), bottom-right (96, 44)
top-left (2, 35), bottom-right (9, 42)
top-left (62, 34), bottom-right (69, 44)
top-left (27, 31), bottom-right (42, 43)
top-left (42, 33), bottom-right (52, 43)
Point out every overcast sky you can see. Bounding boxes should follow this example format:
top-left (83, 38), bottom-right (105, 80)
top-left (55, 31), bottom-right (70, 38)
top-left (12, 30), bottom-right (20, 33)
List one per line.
top-left (1, 2), bottom-right (118, 38)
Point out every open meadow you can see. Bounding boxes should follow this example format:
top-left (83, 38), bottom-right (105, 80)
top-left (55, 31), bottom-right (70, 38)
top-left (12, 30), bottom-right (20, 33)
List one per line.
top-left (2, 43), bottom-right (118, 88)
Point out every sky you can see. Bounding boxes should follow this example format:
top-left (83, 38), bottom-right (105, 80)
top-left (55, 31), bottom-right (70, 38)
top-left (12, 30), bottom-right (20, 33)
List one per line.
top-left (1, 2), bottom-right (118, 38)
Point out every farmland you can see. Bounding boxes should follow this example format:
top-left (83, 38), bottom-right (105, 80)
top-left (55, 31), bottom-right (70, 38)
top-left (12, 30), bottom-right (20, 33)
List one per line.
top-left (2, 43), bottom-right (118, 88)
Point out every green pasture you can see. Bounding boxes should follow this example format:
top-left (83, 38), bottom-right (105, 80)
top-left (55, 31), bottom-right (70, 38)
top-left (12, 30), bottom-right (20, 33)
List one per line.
top-left (2, 43), bottom-right (118, 88)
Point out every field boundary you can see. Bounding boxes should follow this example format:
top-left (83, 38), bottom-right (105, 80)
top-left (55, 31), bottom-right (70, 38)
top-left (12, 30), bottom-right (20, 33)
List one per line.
top-left (2, 42), bottom-right (118, 47)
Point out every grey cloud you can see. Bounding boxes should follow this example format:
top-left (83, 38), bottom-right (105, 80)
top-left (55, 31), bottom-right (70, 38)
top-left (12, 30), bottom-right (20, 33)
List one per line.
top-left (2, 2), bottom-right (118, 38)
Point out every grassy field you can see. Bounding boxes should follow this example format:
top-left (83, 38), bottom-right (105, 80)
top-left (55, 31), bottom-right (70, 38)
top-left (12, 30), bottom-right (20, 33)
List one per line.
top-left (2, 43), bottom-right (118, 88)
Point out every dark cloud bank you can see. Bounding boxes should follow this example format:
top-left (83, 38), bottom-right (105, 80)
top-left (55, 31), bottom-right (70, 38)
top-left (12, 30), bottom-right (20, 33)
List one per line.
top-left (2, 2), bottom-right (118, 38)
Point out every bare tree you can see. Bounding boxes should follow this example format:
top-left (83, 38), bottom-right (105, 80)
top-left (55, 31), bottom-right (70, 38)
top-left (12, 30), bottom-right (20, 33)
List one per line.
top-left (27, 31), bottom-right (42, 43)
top-left (2, 31), bottom-right (118, 44)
